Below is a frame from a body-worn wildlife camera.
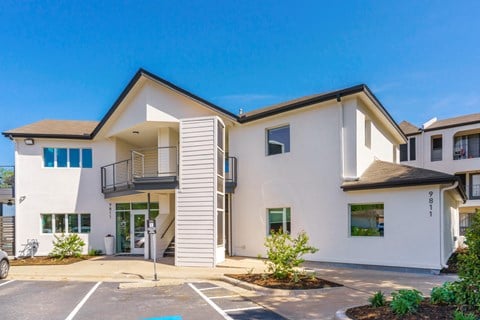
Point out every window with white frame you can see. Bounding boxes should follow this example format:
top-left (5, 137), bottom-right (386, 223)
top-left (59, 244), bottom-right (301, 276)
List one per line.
top-left (431, 135), bottom-right (443, 162)
top-left (41, 213), bottom-right (91, 233)
top-left (454, 133), bottom-right (480, 160)
top-left (266, 125), bottom-right (290, 156)
top-left (399, 137), bottom-right (416, 162)
top-left (267, 208), bottom-right (291, 234)
top-left (350, 204), bottom-right (384, 237)
top-left (43, 148), bottom-right (93, 168)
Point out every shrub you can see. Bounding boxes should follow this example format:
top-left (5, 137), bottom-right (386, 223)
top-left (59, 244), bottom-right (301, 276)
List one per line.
top-left (50, 234), bottom-right (85, 260)
top-left (453, 310), bottom-right (477, 320)
top-left (88, 249), bottom-right (102, 256)
top-left (369, 291), bottom-right (386, 307)
top-left (455, 210), bottom-right (480, 309)
top-left (263, 230), bottom-right (318, 280)
top-left (430, 282), bottom-right (457, 305)
top-left (390, 289), bottom-right (424, 316)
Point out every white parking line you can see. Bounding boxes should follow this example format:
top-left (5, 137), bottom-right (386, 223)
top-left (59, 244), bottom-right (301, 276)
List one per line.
top-left (0, 280), bottom-right (15, 287)
top-left (209, 295), bottom-right (240, 299)
top-left (198, 286), bottom-right (220, 291)
top-left (188, 283), bottom-right (234, 320)
top-left (65, 281), bottom-right (102, 320)
top-left (223, 306), bottom-right (263, 313)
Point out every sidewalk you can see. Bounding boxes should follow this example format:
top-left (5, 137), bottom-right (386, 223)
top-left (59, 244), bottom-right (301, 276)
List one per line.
top-left (8, 256), bottom-right (458, 320)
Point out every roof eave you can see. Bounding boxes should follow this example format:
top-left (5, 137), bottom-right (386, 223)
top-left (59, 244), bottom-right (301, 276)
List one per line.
top-left (341, 178), bottom-right (458, 191)
top-left (2, 132), bottom-right (92, 139)
top-left (91, 68), bottom-right (239, 138)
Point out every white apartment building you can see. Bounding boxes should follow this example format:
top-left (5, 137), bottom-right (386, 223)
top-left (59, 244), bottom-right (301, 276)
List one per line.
top-left (399, 115), bottom-right (480, 239)
top-left (2, 69), bottom-right (466, 272)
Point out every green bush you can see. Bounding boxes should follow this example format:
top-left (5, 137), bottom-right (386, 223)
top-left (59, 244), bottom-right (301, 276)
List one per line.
top-left (50, 234), bottom-right (85, 260)
top-left (390, 289), bottom-right (424, 316)
top-left (453, 310), bottom-right (477, 320)
top-left (263, 230), bottom-right (318, 280)
top-left (88, 249), bottom-right (102, 256)
top-left (368, 291), bottom-right (386, 307)
top-left (455, 210), bottom-right (480, 309)
top-left (430, 282), bottom-right (457, 305)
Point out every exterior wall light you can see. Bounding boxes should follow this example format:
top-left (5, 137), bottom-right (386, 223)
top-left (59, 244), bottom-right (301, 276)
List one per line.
top-left (24, 138), bottom-right (35, 145)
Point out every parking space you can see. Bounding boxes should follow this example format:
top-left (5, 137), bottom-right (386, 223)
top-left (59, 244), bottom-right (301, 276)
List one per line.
top-left (0, 280), bottom-right (284, 320)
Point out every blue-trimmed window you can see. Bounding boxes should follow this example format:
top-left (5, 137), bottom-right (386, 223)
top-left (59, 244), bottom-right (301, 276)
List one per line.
top-left (57, 148), bottom-right (68, 167)
top-left (82, 149), bottom-right (93, 168)
top-left (43, 148), bottom-right (93, 168)
top-left (69, 149), bottom-right (80, 167)
top-left (43, 148), bottom-right (55, 167)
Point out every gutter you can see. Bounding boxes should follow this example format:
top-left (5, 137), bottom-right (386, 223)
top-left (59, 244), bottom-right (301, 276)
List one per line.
top-left (439, 181), bottom-right (459, 269)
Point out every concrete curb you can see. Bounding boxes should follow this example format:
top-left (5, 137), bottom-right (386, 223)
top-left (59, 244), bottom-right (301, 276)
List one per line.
top-left (221, 275), bottom-right (344, 296)
top-left (334, 308), bottom-right (351, 320)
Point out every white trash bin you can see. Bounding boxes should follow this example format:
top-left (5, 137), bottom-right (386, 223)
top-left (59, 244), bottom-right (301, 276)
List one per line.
top-left (104, 235), bottom-right (115, 255)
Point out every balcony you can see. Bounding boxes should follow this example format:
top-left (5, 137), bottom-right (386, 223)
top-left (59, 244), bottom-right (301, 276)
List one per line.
top-left (101, 147), bottom-right (178, 197)
top-left (0, 166), bottom-right (14, 203)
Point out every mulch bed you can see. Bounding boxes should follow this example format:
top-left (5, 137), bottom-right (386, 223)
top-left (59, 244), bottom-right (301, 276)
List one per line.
top-left (441, 247), bottom-right (467, 274)
top-left (10, 256), bottom-right (93, 266)
top-left (226, 273), bottom-right (342, 290)
top-left (346, 300), bottom-right (474, 320)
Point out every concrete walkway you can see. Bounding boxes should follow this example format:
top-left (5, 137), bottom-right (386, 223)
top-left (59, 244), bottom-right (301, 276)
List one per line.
top-left (7, 256), bottom-right (458, 320)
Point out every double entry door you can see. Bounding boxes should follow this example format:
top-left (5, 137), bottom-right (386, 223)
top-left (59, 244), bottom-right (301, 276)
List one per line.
top-left (116, 210), bottom-right (146, 254)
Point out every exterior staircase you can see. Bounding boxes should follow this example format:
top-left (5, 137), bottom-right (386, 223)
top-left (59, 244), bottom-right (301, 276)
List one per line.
top-left (163, 237), bottom-right (175, 257)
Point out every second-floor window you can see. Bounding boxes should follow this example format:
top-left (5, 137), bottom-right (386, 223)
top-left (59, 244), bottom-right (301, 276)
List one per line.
top-left (454, 133), bottom-right (480, 160)
top-left (431, 136), bottom-right (443, 162)
top-left (471, 174), bottom-right (480, 199)
top-left (44, 148), bottom-right (93, 168)
top-left (266, 125), bottom-right (290, 156)
top-left (400, 137), bottom-right (416, 162)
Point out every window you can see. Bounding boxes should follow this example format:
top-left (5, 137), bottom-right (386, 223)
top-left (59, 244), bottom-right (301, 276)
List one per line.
top-left (41, 214), bottom-right (91, 233)
top-left (471, 174), bottom-right (480, 199)
top-left (399, 138), bottom-right (416, 162)
top-left (44, 148), bottom-right (55, 167)
top-left (43, 148), bottom-right (93, 168)
top-left (431, 136), bottom-right (443, 162)
top-left (399, 144), bottom-right (408, 162)
top-left (460, 212), bottom-right (475, 236)
top-left (454, 133), bottom-right (480, 160)
top-left (409, 137), bottom-right (416, 161)
top-left (365, 119), bottom-right (372, 149)
top-left (267, 125), bottom-right (290, 156)
top-left (350, 204), bottom-right (384, 237)
top-left (267, 208), bottom-right (291, 234)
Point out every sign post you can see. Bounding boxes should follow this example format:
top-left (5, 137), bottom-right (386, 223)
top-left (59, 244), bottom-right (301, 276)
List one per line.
top-left (147, 219), bottom-right (158, 281)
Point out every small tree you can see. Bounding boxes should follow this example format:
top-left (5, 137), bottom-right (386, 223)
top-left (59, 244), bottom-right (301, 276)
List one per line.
top-left (0, 167), bottom-right (14, 188)
top-left (454, 209), bottom-right (480, 309)
top-left (263, 230), bottom-right (318, 280)
top-left (50, 234), bottom-right (85, 260)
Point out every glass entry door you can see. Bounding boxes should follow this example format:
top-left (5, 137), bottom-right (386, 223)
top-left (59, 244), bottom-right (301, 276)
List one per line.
top-left (131, 210), bottom-right (146, 254)
top-left (116, 210), bottom-right (147, 254)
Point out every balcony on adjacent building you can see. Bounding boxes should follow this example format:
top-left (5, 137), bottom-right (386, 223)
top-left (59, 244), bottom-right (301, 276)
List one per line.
top-left (101, 147), bottom-right (178, 197)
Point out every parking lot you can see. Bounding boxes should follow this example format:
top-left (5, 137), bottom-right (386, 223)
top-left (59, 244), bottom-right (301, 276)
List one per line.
top-left (0, 280), bottom-right (285, 320)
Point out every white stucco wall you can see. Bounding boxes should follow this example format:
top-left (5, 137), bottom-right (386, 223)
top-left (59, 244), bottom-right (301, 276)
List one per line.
top-left (230, 98), bottom-right (449, 270)
top-left (14, 138), bottom-right (115, 256)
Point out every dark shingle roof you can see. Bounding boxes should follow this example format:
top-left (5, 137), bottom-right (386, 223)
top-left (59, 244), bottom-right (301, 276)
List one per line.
top-left (399, 120), bottom-right (420, 136)
top-left (341, 160), bottom-right (466, 201)
top-left (425, 113), bottom-right (480, 131)
top-left (3, 120), bottom-right (98, 139)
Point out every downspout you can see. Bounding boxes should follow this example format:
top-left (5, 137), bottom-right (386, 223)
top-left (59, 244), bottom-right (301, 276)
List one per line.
top-left (439, 181), bottom-right (458, 269)
top-left (337, 96), bottom-right (359, 182)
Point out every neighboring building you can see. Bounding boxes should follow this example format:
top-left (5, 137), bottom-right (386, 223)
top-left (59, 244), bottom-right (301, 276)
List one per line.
top-left (399, 114), bottom-right (480, 240)
top-left (2, 69), bottom-right (466, 272)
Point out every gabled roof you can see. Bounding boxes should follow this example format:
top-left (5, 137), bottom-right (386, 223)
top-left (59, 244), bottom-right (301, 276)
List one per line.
top-left (2, 69), bottom-right (405, 141)
top-left (424, 113), bottom-right (480, 131)
top-left (341, 160), bottom-right (466, 202)
top-left (3, 120), bottom-right (98, 139)
top-left (399, 120), bottom-right (420, 136)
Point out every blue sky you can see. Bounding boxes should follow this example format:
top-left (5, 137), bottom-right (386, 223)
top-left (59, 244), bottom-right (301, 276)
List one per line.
top-left (1, 1), bottom-right (479, 164)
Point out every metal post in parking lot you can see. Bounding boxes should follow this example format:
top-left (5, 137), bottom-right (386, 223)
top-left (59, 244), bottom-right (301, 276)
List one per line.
top-left (148, 219), bottom-right (158, 281)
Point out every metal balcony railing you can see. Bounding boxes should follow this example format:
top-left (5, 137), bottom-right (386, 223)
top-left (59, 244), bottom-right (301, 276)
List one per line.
top-left (101, 147), bottom-right (178, 193)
